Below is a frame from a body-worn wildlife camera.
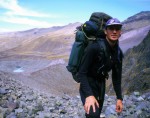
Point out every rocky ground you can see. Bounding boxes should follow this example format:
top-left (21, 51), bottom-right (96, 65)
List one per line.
top-left (0, 71), bottom-right (150, 118)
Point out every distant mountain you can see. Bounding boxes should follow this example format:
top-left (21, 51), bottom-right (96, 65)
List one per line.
top-left (120, 25), bottom-right (150, 52)
top-left (0, 22), bottom-right (81, 54)
top-left (0, 22), bottom-right (82, 62)
top-left (0, 26), bottom-right (64, 52)
top-left (122, 11), bottom-right (150, 32)
top-left (8, 22), bottom-right (81, 60)
top-left (119, 11), bottom-right (150, 52)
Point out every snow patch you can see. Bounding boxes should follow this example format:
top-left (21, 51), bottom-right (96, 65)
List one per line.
top-left (13, 66), bottom-right (24, 73)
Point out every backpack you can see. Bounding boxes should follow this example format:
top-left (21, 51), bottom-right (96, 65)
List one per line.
top-left (66, 12), bottom-right (112, 83)
top-left (89, 12), bottom-right (112, 38)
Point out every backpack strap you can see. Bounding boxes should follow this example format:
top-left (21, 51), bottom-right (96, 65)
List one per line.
top-left (97, 38), bottom-right (109, 63)
top-left (96, 39), bottom-right (110, 79)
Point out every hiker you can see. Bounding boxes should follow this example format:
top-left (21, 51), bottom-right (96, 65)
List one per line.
top-left (78, 18), bottom-right (123, 118)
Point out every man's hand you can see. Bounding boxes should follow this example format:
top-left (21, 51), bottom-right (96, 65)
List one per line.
top-left (116, 99), bottom-right (123, 113)
top-left (84, 96), bottom-right (99, 114)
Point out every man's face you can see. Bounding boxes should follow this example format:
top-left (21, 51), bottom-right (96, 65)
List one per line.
top-left (104, 25), bottom-right (122, 41)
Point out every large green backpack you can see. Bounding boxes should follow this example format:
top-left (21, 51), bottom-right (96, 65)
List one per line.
top-left (66, 12), bottom-right (112, 83)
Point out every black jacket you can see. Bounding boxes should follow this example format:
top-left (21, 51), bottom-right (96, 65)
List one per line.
top-left (78, 39), bottom-right (123, 100)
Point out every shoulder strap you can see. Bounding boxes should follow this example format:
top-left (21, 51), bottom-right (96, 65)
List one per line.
top-left (97, 39), bottom-right (109, 61)
top-left (96, 39), bottom-right (110, 79)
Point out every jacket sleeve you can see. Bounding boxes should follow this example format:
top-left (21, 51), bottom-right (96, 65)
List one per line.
top-left (78, 43), bottom-right (98, 98)
top-left (112, 49), bottom-right (123, 100)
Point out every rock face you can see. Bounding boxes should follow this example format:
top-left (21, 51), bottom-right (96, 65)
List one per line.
top-left (0, 71), bottom-right (150, 118)
top-left (122, 31), bottom-right (150, 94)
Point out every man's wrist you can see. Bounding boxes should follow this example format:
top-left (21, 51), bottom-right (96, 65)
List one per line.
top-left (85, 93), bottom-right (94, 98)
top-left (117, 96), bottom-right (123, 101)
top-left (117, 98), bottom-right (123, 101)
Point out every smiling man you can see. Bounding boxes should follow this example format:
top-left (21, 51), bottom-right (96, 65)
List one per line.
top-left (104, 18), bottom-right (123, 113)
top-left (78, 18), bottom-right (123, 118)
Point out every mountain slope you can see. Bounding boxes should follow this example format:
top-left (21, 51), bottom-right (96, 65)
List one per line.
top-left (119, 11), bottom-right (150, 52)
top-left (1, 22), bottom-right (81, 60)
top-left (0, 26), bottom-right (65, 52)
top-left (0, 22), bottom-right (81, 54)
top-left (122, 11), bottom-right (150, 32)
top-left (120, 25), bottom-right (150, 52)
top-left (122, 31), bottom-right (150, 94)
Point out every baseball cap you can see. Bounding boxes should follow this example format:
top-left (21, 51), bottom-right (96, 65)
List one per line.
top-left (105, 18), bottom-right (122, 27)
